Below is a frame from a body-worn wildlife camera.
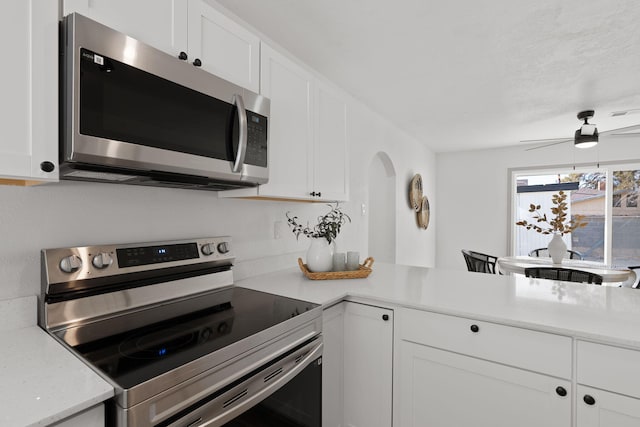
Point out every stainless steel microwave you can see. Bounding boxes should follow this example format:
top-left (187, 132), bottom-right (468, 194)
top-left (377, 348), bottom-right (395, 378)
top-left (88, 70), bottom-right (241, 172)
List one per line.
top-left (60, 13), bottom-right (269, 191)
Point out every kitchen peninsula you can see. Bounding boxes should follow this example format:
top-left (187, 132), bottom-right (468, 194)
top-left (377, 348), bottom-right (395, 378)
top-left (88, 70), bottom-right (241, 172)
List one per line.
top-left (238, 262), bottom-right (640, 427)
top-left (3, 262), bottom-right (640, 426)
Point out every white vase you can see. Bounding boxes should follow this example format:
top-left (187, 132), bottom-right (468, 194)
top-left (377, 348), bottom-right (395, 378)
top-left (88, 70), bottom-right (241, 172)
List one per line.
top-left (548, 233), bottom-right (567, 264)
top-left (306, 238), bottom-right (334, 272)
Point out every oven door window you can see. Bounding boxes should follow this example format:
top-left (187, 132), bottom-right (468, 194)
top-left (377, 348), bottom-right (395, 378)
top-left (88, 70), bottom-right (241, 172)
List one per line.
top-left (79, 48), bottom-right (238, 162)
top-left (223, 357), bottom-right (322, 427)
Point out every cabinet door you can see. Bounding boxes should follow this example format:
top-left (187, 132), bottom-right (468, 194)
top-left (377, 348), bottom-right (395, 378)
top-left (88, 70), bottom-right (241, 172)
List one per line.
top-left (187, 0), bottom-right (260, 92)
top-left (0, 0), bottom-right (58, 183)
top-left (258, 43), bottom-right (314, 200)
top-left (314, 82), bottom-right (349, 201)
top-left (52, 404), bottom-right (104, 427)
top-left (322, 303), bottom-right (345, 427)
top-left (397, 340), bottom-right (571, 427)
top-left (63, 0), bottom-right (188, 57)
top-left (343, 302), bottom-right (393, 427)
top-left (577, 385), bottom-right (640, 427)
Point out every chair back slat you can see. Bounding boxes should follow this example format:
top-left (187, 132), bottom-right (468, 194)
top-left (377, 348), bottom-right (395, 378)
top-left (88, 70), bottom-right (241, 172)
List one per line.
top-left (528, 248), bottom-right (584, 260)
top-left (524, 267), bottom-right (603, 285)
top-left (462, 250), bottom-right (497, 274)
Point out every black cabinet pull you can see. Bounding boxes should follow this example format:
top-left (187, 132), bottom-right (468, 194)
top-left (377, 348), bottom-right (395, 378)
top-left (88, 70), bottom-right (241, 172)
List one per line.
top-left (317, 192), bottom-right (322, 197)
top-left (40, 161), bottom-right (55, 173)
top-left (583, 395), bottom-right (596, 406)
top-left (382, 314), bottom-right (389, 321)
top-left (470, 324), bottom-right (479, 333)
top-left (555, 386), bottom-right (567, 397)
top-left (178, 51), bottom-right (188, 60)
top-left (193, 58), bottom-right (202, 67)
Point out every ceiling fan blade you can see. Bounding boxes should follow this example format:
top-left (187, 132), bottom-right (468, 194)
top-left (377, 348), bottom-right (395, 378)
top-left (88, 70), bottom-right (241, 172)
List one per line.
top-left (601, 124), bottom-right (640, 137)
top-left (520, 137), bottom-right (573, 144)
top-left (524, 139), bottom-right (572, 151)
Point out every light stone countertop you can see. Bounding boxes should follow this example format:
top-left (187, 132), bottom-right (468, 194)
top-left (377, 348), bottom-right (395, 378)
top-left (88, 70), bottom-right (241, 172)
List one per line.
top-left (236, 262), bottom-right (640, 349)
top-left (0, 296), bottom-right (113, 427)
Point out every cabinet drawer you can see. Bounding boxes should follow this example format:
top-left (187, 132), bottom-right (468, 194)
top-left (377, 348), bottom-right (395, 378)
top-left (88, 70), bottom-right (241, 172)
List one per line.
top-left (577, 341), bottom-right (640, 399)
top-left (399, 308), bottom-right (572, 378)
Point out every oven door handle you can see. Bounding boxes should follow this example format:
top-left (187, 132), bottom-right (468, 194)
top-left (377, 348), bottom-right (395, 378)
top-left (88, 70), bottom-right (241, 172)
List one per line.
top-left (171, 339), bottom-right (323, 427)
top-left (231, 94), bottom-right (248, 173)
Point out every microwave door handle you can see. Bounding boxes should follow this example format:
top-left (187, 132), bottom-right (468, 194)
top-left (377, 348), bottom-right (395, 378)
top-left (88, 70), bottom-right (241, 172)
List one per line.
top-left (232, 94), bottom-right (248, 173)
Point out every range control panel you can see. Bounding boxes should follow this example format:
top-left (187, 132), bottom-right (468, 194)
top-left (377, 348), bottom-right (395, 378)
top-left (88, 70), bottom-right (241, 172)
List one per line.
top-left (43, 237), bottom-right (234, 285)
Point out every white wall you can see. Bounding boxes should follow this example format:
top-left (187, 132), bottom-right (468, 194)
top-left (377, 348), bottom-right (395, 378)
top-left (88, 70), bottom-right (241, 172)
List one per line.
top-left (347, 100), bottom-right (436, 268)
top-left (435, 135), bottom-right (640, 270)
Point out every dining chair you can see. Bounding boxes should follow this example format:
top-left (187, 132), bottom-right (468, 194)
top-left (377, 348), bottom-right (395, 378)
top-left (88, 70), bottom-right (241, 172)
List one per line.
top-left (524, 267), bottom-right (603, 285)
top-left (624, 266), bottom-right (640, 288)
top-left (528, 248), bottom-right (584, 260)
top-left (461, 250), bottom-right (498, 274)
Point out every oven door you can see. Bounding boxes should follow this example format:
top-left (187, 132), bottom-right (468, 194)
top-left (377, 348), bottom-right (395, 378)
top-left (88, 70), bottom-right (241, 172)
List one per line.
top-left (157, 337), bottom-right (322, 427)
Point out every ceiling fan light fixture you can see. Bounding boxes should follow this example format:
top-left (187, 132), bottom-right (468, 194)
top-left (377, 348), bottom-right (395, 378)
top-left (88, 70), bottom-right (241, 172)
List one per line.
top-left (574, 110), bottom-right (598, 148)
top-left (574, 128), bottom-right (598, 148)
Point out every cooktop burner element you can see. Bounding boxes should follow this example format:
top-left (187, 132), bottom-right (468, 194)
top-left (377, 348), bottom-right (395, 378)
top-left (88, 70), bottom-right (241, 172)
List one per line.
top-left (39, 237), bottom-right (323, 427)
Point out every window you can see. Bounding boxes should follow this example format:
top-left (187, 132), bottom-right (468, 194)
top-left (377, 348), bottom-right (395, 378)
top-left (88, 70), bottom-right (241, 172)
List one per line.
top-left (511, 164), bottom-right (640, 267)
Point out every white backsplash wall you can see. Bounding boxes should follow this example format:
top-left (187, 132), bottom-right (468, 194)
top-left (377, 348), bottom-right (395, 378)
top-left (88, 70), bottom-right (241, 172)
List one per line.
top-left (435, 135), bottom-right (640, 270)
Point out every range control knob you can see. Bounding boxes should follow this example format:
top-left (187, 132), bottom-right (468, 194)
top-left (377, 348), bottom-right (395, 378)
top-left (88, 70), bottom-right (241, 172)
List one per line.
top-left (92, 252), bottom-right (113, 269)
top-left (217, 242), bottom-right (230, 254)
top-left (59, 255), bottom-right (83, 273)
top-left (201, 243), bottom-right (216, 256)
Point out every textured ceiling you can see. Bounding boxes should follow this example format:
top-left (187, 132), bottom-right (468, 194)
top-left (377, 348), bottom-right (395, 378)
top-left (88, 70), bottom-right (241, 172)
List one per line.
top-left (214, 0), bottom-right (640, 152)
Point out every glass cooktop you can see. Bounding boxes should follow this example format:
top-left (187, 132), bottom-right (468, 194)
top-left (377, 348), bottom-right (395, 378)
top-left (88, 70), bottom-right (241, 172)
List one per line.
top-left (67, 287), bottom-right (318, 389)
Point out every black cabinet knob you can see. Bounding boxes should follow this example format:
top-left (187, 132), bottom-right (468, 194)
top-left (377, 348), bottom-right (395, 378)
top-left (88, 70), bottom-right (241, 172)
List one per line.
top-left (555, 386), bottom-right (567, 397)
top-left (310, 191), bottom-right (317, 197)
top-left (382, 314), bottom-right (389, 321)
top-left (470, 324), bottom-right (480, 333)
top-left (193, 58), bottom-right (202, 67)
top-left (583, 395), bottom-right (596, 406)
top-left (317, 192), bottom-right (322, 197)
top-left (178, 51), bottom-right (188, 60)
top-left (40, 161), bottom-right (55, 173)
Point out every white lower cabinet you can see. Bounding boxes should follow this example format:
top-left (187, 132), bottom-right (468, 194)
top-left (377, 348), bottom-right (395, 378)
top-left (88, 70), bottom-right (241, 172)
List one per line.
top-left (52, 404), bottom-right (104, 427)
top-left (396, 308), bottom-right (572, 427)
top-left (322, 301), bottom-right (393, 427)
top-left (322, 302), bottom-right (345, 427)
top-left (397, 341), bottom-right (571, 427)
top-left (577, 385), bottom-right (640, 427)
top-left (576, 341), bottom-right (640, 426)
top-left (343, 302), bottom-right (393, 427)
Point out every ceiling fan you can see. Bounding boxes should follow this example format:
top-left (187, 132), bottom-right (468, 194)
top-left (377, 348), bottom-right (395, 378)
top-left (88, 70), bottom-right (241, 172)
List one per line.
top-left (523, 110), bottom-right (640, 151)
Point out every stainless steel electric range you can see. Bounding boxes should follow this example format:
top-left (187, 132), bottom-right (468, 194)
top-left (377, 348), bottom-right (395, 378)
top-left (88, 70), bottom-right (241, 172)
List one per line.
top-left (39, 237), bottom-right (322, 427)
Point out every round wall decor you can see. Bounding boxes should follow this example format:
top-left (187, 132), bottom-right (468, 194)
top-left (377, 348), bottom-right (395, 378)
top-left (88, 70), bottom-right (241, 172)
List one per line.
top-left (409, 174), bottom-right (423, 212)
top-left (409, 173), bottom-right (430, 230)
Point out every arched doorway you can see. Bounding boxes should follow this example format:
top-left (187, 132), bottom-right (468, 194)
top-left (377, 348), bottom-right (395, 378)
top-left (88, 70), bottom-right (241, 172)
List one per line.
top-left (368, 152), bottom-right (396, 263)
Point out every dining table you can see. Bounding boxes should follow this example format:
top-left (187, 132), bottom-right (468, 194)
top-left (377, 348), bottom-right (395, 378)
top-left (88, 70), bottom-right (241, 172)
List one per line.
top-left (496, 256), bottom-right (633, 284)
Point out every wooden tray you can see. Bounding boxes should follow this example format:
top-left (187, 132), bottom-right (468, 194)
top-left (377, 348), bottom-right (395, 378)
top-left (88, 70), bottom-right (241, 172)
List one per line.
top-left (298, 257), bottom-right (374, 280)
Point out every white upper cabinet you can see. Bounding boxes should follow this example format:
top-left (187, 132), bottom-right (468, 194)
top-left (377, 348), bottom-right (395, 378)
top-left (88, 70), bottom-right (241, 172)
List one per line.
top-left (314, 81), bottom-right (349, 202)
top-left (63, 0), bottom-right (188, 57)
top-left (63, 0), bottom-right (259, 92)
top-left (257, 43), bottom-right (314, 200)
top-left (187, 0), bottom-right (260, 92)
top-left (223, 43), bottom-right (349, 201)
top-left (0, 0), bottom-right (58, 184)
